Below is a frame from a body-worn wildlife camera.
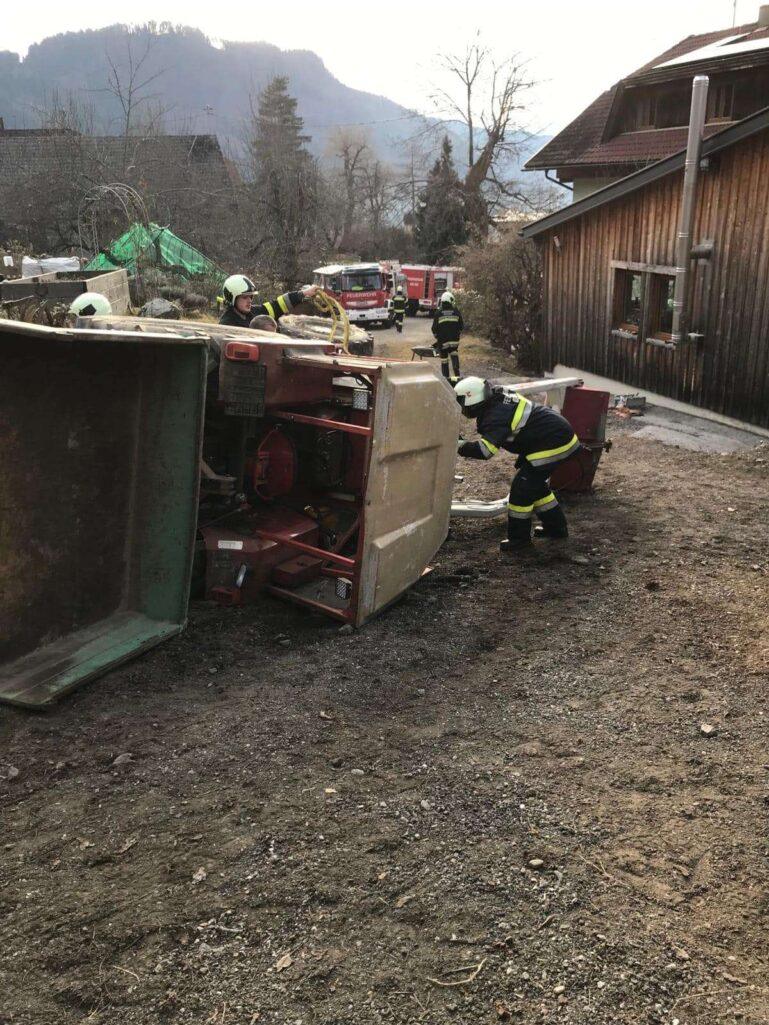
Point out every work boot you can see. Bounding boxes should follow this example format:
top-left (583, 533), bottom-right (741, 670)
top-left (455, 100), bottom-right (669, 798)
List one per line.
top-left (501, 516), bottom-right (534, 555)
top-left (500, 537), bottom-right (534, 554)
top-left (534, 504), bottom-right (569, 539)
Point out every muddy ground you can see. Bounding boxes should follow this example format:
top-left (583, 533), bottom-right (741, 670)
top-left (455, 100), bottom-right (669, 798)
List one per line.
top-left (1, 331), bottom-right (768, 1025)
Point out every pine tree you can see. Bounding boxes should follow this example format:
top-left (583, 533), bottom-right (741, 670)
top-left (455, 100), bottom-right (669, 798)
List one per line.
top-left (247, 76), bottom-right (318, 284)
top-left (415, 136), bottom-right (467, 263)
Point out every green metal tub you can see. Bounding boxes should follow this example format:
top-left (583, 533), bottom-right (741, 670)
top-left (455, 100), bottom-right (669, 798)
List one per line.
top-left (0, 320), bottom-right (207, 708)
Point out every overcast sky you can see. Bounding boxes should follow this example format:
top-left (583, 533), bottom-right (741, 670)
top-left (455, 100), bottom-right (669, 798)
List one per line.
top-left (4, 0), bottom-right (759, 136)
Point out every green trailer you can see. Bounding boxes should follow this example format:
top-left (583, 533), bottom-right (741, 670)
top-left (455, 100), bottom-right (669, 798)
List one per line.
top-left (0, 320), bottom-right (207, 708)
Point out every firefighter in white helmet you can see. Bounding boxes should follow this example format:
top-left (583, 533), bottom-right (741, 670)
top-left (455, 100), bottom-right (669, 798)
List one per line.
top-left (219, 274), bottom-right (319, 328)
top-left (454, 376), bottom-right (580, 554)
top-left (69, 292), bottom-right (113, 317)
top-left (391, 285), bottom-right (407, 333)
top-left (431, 291), bottom-right (462, 382)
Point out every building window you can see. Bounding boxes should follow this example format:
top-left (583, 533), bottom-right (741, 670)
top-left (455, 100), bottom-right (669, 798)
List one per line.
top-left (656, 86), bottom-right (691, 129)
top-left (708, 80), bottom-right (736, 122)
top-left (610, 263), bottom-right (678, 343)
top-left (647, 274), bottom-right (675, 340)
top-left (612, 269), bottom-right (643, 335)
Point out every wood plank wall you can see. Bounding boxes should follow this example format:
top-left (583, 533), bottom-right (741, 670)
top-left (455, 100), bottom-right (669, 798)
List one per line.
top-left (541, 128), bottom-right (769, 427)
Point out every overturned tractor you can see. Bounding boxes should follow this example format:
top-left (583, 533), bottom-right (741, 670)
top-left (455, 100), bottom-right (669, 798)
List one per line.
top-left (0, 313), bottom-right (458, 707)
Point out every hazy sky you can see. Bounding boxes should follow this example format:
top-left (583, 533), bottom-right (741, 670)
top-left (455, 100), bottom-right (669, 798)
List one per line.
top-left (4, 0), bottom-right (759, 136)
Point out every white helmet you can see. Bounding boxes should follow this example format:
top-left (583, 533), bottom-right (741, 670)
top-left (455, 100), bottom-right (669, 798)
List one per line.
top-left (223, 273), bottom-right (257, 305)
top-left (454, 376), bottom-right (488, 417)
top-left (396, 285), bottom-right (403, 294)
top-left (70, 292), bottom-right (112, 317)
top-left (441, 290), bottom-right (455, 305)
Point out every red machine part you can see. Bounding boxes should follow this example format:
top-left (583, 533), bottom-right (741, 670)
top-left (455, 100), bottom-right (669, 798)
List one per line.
top-left (252, 427), bottom-right (298, 499)
top-left (202, 508), bottom-right (320, 604)
top-left (549, 386), bottom-right (610, 494)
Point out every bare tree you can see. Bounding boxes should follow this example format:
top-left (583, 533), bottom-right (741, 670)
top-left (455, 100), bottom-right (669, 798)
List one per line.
top-left (359, 156), bottom-right (397, 236)
top-left (326, 128), bottom-right (370, 248)
top-left (433, 34), bottom-right (487, 170)
top-left (431, 37), bottom-right (536, 232)
top-left (102, 33), bottom-right (171, 171)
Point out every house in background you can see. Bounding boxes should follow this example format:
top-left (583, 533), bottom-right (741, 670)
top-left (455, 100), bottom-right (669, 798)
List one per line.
top-left (521, 8), bottom-right (769, 432)
top-left (526, 8), bottom-right (769, 201)
top-left (0, 121), bottom-right (237, 256)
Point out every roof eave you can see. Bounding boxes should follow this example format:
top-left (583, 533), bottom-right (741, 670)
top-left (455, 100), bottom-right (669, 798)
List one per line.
top-left (520, 104), bottom-right (769, 239)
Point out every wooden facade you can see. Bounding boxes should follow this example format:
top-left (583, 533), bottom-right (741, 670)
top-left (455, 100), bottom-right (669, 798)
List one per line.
top-left (534, 124), bottom-right (769, 428)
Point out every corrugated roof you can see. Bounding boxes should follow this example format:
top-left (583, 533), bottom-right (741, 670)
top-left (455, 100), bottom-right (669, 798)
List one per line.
top-left (521, 104), bottom-right (769, 238)
top-left (526, 19), bottom-right (769, 172)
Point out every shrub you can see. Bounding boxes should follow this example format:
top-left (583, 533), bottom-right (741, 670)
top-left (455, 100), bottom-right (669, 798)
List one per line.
top-left (458, 222), bottom-right (543, 373)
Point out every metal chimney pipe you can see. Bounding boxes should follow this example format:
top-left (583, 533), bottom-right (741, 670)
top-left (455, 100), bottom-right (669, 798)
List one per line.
top-left (671, 75), bottom-right (709, 346)
top-left (759, 5), bottom-right (769, 27)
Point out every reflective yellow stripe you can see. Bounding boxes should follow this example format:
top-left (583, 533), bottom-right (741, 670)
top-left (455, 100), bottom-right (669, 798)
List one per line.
top-left (481, 437), bottom-right (498, 455)
top-left (508, 502), bottom-right (534, 519)
top-left (277, 293), bottom-right (291, 314)
top-left (528, 434), bottom-right (580, 465)
top-left (263, 302), bottom-right (277, 319)
top-left (509, 396), bottom-right (532, 434)
top-left (532, 492), bottom-right (557, 509)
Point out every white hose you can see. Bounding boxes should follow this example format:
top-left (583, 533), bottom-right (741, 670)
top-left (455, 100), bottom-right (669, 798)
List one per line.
top-left (450, 498), bottom-right (508, 518)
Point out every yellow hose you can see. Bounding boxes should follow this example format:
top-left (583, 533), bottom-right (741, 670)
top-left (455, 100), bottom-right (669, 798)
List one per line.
top-left (311, 290), bottom-right (351, 353)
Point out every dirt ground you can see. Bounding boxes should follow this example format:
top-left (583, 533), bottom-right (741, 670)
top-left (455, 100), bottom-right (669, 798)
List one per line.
top-left (1, 326), bottom-right (769, 1025)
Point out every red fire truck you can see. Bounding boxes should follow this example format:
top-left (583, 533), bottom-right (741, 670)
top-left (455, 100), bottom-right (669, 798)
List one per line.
top-left (313, 262), bottom-right (397, 327)
top-left (400, 264), bottom-right (464, 316)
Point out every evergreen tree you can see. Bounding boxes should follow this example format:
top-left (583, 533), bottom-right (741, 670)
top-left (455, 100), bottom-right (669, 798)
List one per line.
top-left (415, 136), bottom-right (467, 263)
top-left (247, 76), bottom-right (318, 283)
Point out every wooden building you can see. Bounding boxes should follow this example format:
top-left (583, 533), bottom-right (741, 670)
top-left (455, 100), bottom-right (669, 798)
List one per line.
top-left (523, 109), bottom-right (769, 430)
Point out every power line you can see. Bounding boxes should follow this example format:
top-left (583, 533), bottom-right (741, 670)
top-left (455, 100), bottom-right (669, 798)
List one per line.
top-left (159, 109), bottom-right (430, 132)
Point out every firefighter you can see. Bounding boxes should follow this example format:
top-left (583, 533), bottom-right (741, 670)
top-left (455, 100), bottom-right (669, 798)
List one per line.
top-left (454, 376), bottom-right (580, 554)
top-left (69, 292), bottom-right (113, 318)
top-left (219, 274), bottom-right (318, 328)
top-left (431, 290), bottom-right (462, 382)
top-left (391, 286), bottom-right (407, 333)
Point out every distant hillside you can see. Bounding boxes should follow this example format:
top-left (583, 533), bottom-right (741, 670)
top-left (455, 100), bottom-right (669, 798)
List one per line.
top-left (0, 25), bottom-right (549, 180)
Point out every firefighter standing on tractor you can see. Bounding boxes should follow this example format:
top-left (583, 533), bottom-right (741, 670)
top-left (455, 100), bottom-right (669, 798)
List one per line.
top-left (391, 286), bottom-right (407, 333)
top-left (431, 291), bottom-right (462, 382)
top-left (219, 274), bottom-right (318, 328)
top-left (454, 376), bottom-right (580, 554)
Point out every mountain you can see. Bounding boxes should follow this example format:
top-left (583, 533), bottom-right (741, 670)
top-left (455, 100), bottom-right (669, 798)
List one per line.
top-left (0, 25), bottom-right (549, 179)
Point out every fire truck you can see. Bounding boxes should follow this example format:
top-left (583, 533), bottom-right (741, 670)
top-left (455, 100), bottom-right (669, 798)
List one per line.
top-left (313, 262), bottom-right (398, 327)
top-left (400, 265), bottom-right (464, 316)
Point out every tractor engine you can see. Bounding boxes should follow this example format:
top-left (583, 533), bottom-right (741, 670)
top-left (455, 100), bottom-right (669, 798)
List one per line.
top-left (193, 325), bottom-right (459, 626)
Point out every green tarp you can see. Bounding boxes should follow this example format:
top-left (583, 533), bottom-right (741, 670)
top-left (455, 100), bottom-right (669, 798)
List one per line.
top-left (85, 222), bottom-right (220, 278)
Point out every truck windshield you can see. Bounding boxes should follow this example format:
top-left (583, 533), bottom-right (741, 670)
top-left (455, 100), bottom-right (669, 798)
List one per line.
top-left (341, 272), bottom-right (382, 291)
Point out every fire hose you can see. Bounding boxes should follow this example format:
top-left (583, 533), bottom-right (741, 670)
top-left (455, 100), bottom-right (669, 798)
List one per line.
top-left (311, 289), bottom-right (350, 354)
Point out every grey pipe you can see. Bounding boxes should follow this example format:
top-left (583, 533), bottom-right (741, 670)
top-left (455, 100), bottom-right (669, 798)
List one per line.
top-left (671, 75), bottom-right (709, 345)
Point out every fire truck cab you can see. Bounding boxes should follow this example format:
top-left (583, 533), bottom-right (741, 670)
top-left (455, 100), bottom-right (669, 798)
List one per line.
top-left (313, 262), bottom-right (393, 326)
top-left (400, 264), bottom-right (464, 316)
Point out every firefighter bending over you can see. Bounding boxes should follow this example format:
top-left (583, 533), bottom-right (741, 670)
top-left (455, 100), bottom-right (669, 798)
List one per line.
top-left (391, 286), bottom-right (407, 333)
top-left (219, 274), bottom-right (318, 328)
top-left (431, 291), bottom-right (462, 382)
top-left (454, 377), bottom-right (580, 554)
